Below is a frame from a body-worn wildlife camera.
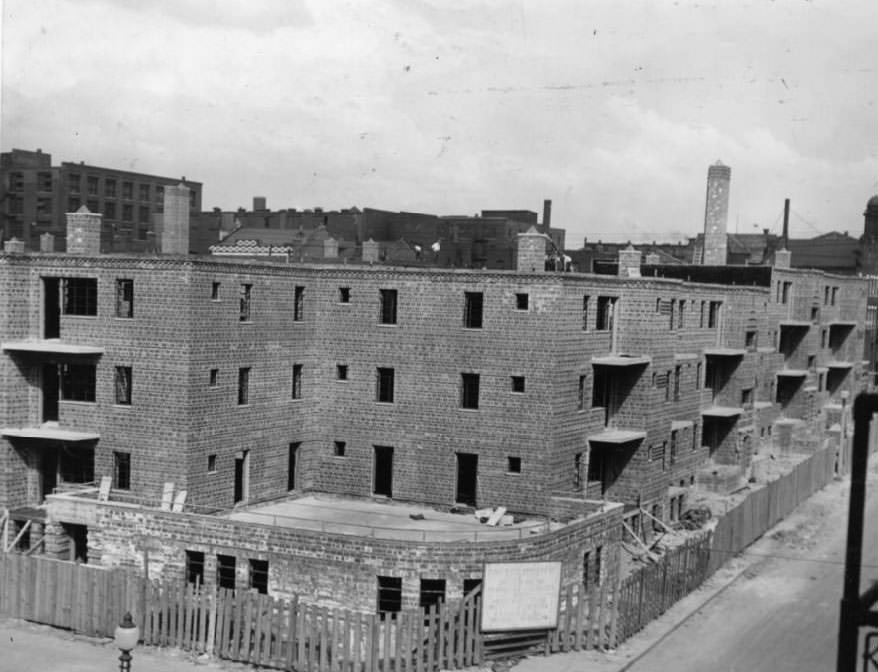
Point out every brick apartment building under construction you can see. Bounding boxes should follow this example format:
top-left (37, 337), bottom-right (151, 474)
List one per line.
top-left (0, 190), bottom-right (868, 612)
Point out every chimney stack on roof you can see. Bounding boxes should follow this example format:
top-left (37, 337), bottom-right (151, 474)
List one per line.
top-left (702, 161), bottom-right (731, 265)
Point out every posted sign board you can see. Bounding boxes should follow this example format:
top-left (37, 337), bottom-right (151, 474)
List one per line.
top-left (481, 561), bottom-right (562, 631)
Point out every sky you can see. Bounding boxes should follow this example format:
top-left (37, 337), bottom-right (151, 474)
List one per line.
top-left (2, 0), bottom-right (877, 247)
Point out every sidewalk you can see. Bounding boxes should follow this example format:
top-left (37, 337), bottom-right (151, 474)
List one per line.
top-left (512, 469), bottom-right (853, 672)
top-left (0, 617), bottom-right (229, 672)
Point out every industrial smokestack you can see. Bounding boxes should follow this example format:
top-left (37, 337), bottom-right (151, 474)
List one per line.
top-left (782, 198), bottom-right (790, 247)
top-left (542, 199), bottom-right (552, 230)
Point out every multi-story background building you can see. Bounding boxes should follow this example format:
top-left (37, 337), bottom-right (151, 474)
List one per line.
top-left (0, 148), bottom-right (203, 253)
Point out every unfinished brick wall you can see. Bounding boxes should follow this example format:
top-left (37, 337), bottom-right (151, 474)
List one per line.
top-left (65, 499), bottom-right (623, 612)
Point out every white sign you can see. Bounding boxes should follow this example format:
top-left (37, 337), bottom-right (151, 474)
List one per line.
top-left (481, 561), bottom-right (562, 631)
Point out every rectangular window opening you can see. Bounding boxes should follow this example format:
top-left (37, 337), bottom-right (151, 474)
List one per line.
top-left (186, 551), bottom-right (205, 586)
top-left (377, 576), bottom-right (402, 615)
top-left (294, 286), bottom-right (304, 321)
top-left (376, 368), bottom-right (395, 403)
top-left (238, 367), bottom-right (250, 405)
top-left (209, 369), bottom-right (218, 387)
top-left (216, 554), bottom-right (236, 590)
top-left (596, 296), bottom-right (616, 331)
top-left (461, 373), bottom-right (480, 409)
top-left (463, 292), bottom-right (484, 329)
top-left (515, 293), bottom-right (529, 310)
top-left (113, 451), bottom-right (131, 490)
top-left (582, 295), bottom-right (590, 331)
top-left (339, 287), bottom-right (350, 303)
top-left (507, 456), bottom-right (521, 473)
top-left (419, 579), bottom-right (446, 610)
top-left (379, 289), bottom-right (398, 324)
top-left (249, 559), bottom-right (269, 594)
top-left (239, 284), bottom-right (252, 322)
top-left (336, 364), bottom-right (348, 381)
top-left (114, 366), bottom-right (132, 405)
top-left (60, 363), bottom-right (96, 402)
top-left (511, 376), bottom-right (525, 393)
top-left (62, 278), bottom-right (97, 316)
top-left (211, 282), bottom-right (220, 300)
top-left (292, 364), bottom-right (303, 399)
top-left (115, 279), bottom-right (133, 318)
top-left (288, 442), bottom-right (300, 491)
top-left (334, 441), bottom-right (346, 457)
top-left (208, 454), bottom-right (217, 473)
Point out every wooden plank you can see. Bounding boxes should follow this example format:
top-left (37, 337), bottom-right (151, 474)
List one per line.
top-left (319, 605), bottom-right (330, 672)
top-left (608, 548), bottom-right (622, 649)
top-left (425, 606), bottom-right (435, 672)
top-left (253, 593), bottom-right (266, 664)
top-left (381, 611), bottom-right (391, 672)
top-left (297, 600), bottom-right (307, 669)
top-left (306, 605), bottom-right (320, 672)
top-left (285, 596), bottom-right (298, 669)
top-left (414, 609), bottom-right (425, 672)
top-left (354, 611), bottom-right (365, 672)
top-left (341, 608), bottom-right (352, 672)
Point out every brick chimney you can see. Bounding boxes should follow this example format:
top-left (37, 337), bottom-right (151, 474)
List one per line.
top-left (618, 244), bottom-right (641, 277)
top-left (3, 238), bottom-right (25, 254)
top-left (774, 248), bottom-right (791, 269)
top-left (66, 205), bottom-right (102, 255)
top-left (39, 233), bottom-right (55, 252)
top-left (324, 236), bottom-right (339, 259)
top-left (362, 238), bottom-right (380, 263)
top-left (516, 226), bottom-right (547, 272)
top-left (161, 182), bottom-right (190, 254)
top-left (702, 161), bottom-right (731, 265)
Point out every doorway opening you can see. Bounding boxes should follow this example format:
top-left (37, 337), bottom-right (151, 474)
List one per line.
top-left (373, 446), bottom-right (393, 497)
top-left (42, 363), bottom-right (59, 422)
top-left (456, 453), bottom-right (478, 506)
top-left (43, 277), bottom-right (60, 339)
top-left (234, 450), bottom-right (250, 504)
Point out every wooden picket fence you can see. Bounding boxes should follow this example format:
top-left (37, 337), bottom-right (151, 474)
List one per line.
top-left (615, 533), bottom-right (712, 641)
top-left (0, 550), bottom-right (483, 671)
top-left (138, 580), bottom-right (483, 671)
top-left (0, 551), bottom-right (140, 634)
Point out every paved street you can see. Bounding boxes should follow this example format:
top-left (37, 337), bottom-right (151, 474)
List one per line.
top-left (623, 462), bottom-right (878, 672)
top-left (515, 459), bottom-right (878, 672)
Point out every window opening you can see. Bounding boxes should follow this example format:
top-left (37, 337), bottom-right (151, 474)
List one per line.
top-left (60, 364), bottom-right (96, 402)
top-left (515, 293), bottom-right (529, 310)
top-left (115, 366), bottom-right (132, 405)
top-left (239, 284), bottom-right (251, 322)
top-left (186, 550), bottom-right (205, 585)
top-left (461, 373), bottom-right (480, 409)
top-left (334, 441), bottom-right (346, 457)
top-left (249, 559), bottom-right (269, 594)
top-left (294, 286), bottom-right (304, 321)
top-left (115, 279), bottom-right (133, 318)
top-left (238, 367), bottom-right (250, 405)
top-left (376, 368), bottom-right (395, 403)
top-left (419, 579), bottom-right (446, 610)
top-left (377, 576), bottom-right (402, 615)
top-left (463, 292), bottom-right (483, 329)
top-left (113, 451), bottom-right (131, 490)
top-left (507, 456), bottom-right (521, 473)
top-left (339, 287), bottom-right (350, 303)
top-left (63, 278), bottom-right (97, 316)
top-left (336, 364), bottom-right (348, 380)
top-left (292, 364), bottom-right (303, 399)
top-left (511, 376), bottom-right (525, 393)
top-left (216, 554), bottom-right (236, 590)
top-left (379, 289), bottom-right (398, 324)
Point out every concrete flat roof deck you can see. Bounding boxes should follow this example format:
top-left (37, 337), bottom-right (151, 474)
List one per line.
top-left (223, 494), bottom-right (564, 542)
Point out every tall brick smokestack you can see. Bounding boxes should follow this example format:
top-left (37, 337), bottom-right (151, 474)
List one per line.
top-left (782, 198), bottom-right (790, 248)
top-left (542, 199), bottom-right (552, 231)
top-left (702, 161), bottom-right (731, 265)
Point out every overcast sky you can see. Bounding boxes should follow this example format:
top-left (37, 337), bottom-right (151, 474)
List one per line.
top-left (3, 0), bottom-right (877, 246)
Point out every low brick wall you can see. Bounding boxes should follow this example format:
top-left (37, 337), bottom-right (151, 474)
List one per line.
top-left (46, 495), bottom-right (623, 612)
